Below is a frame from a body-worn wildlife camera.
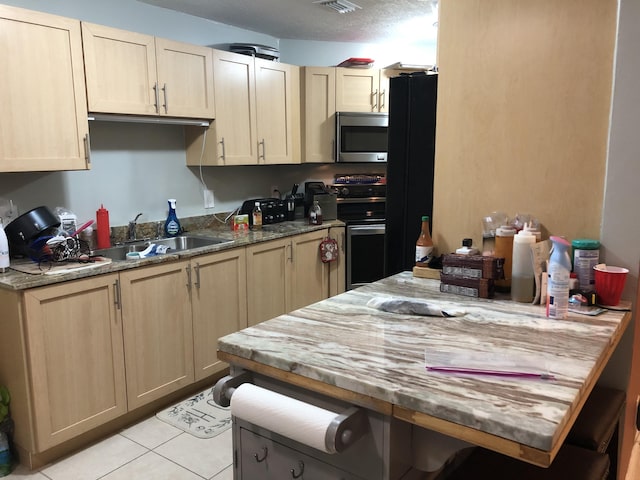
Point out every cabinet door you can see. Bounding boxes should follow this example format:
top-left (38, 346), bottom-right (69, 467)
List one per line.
top-left (119, 261), bottom-right (194, 410)
top-left (255, 58), bottom-right (295, 164)
top-left (328, 226), bottom-right (346, 297)
top-left (290, 229), bottom-right (330, 311)
top-left (302, 67), bottom-right (336, 163)
top-left (335, 67), bottom-right (380, 112)
top-left (23, 274), bottom-right (126, 451)
top-left (211, 49), bottom-right (258, 165)
top-left (81, 22), bottom-right (157, 115)
top-left (246, 238), bottom-right (290, 326)
top-left (155, 38), bottom-right (215, 118)
top-left (192, 249), bottom-right (247, 381)
top-left (0, 5), bottom-right (88, 172)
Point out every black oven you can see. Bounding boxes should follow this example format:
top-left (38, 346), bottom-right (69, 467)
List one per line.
top-left (332, 174), bottom-right (386, 290)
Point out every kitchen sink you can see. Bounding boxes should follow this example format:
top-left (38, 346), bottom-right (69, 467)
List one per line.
top-left (92, 235), bottom-right (233, 261)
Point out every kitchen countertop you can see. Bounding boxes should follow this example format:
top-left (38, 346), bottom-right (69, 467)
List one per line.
top-left (0, 219), bottom-right (343, 291)
top-left (217, 272), bottom-right (631, 467)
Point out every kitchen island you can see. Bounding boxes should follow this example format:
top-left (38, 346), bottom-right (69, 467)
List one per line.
top-left (217, 272), bottom-right (631, 478)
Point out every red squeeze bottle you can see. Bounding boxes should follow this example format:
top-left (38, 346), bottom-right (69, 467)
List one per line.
top-left (96, 204), bottom-right (111, 249)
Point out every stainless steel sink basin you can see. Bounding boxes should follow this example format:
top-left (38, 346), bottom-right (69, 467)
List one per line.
top-left (92, 235), bottom-right (232, 260)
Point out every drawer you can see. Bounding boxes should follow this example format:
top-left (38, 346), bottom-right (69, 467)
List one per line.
top-left (239, 427), bottom-right (365, 480)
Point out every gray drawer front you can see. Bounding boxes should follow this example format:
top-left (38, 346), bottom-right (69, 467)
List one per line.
top-left (239, 427), bottom-right (365, 480)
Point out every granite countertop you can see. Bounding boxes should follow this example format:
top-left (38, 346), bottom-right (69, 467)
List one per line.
top-left (218, 272), bottom-right (631, 457)
top-left (0, 219), bottom-right (343, 291)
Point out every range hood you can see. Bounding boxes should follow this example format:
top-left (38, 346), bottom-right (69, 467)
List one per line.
top-left (88, 113), bottom-right (210, 127)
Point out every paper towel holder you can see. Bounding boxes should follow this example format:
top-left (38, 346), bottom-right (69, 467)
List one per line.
top-left (213, 373), bottom-right (369, 454)
top-left (213, 372), bottom-right (252, 407)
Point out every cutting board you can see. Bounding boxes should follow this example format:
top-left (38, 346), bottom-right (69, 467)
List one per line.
top-left (11, 257), bottom-right (112, 275)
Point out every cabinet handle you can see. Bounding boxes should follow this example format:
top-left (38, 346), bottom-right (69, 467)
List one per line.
top-left (153, 82), bottom-right (159, 114)
top-left (288, 241), bottom-right (294, 263)
top-left (84, 133), bottom-right (91, 166)
top-left (219, 137), bottom-right (226, 162)
top-left (114, 279), bottom-right (121, 310)
top-left (379, 89), bottom-right (385, 110)
top-left (372, 89), bottom-right (378, 110)
top-left (253, 446), bottom-right (268, 462)
top-left (341, 231), bottom-right (345, 253)
top-left (290, 460), bottom-right (304, 479)
top-left (258, 139), bottom-right (266, 161)
top-left (162, 83), bottom-right (168, 113)
top-left (186, 264), bottom-right (192, 290)
top-left (194, 262), bottom-right (201, 289)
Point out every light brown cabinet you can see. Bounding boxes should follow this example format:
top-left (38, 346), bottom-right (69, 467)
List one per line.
top-left (336, 67), bottom-right (389, 113)
top-left (82, 22), bottom-right (214, 119)
top-left (192, 249), bottom-right (247, 381)
top-left (301, 67), bottom-right (336, 163)
top-left (21, 274), bottom-right (127, 451)
top-left (0, 5), bottom-right (89, 172)
top-left (118, 261), bottom-right (195, 410)
top-left (186, 50), bottom-right (299, 165)
top-left (246, 229), bottom-right (333, 326)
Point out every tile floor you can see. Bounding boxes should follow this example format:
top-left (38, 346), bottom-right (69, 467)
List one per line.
top-left (5, 419), bottom-right (640, 480)
top-left (5, 415), bottom-right (233, 480)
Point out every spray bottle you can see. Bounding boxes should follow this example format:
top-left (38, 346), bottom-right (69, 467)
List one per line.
top-left (547, 236), bottom-right (571, 319)
top-left (164, 199), bottom-right (182, 237)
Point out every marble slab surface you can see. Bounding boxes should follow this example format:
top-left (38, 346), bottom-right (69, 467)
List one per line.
top-left (218, 272), bottom-right (630, 452)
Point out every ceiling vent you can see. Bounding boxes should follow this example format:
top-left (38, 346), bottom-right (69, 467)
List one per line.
top-left (313, 0), bottom-right (362, 14)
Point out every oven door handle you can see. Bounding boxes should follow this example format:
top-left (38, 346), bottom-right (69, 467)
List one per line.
top-left (348, 224), bottom-right (385, 236)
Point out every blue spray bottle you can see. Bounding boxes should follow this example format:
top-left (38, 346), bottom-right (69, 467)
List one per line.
top-left (164, 198), bottom-right (182, 237)
top-left (546, 236), bottom-right (571, 319)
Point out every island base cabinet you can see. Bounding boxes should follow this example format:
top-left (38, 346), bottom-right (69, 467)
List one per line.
top-left (22, 274), bottom-right (127, 452)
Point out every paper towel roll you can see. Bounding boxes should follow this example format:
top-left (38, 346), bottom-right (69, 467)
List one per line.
top-left (231, 383), bottom-right (340, 453)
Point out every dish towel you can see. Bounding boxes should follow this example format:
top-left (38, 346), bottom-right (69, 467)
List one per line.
top-left (367, 297), bottom-right (466, 317)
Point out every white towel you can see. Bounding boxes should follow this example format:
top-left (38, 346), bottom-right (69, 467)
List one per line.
top-left (367, 297), bottom-right (466, 317)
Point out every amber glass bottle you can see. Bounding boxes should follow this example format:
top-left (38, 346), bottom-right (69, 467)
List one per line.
top-left (415, 216), bottom-right (434, 267)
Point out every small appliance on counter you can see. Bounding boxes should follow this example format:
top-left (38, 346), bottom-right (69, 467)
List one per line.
top-left (304, 182), bottom-right (337, 220)
top-left (240, 198), bottom-right (286, 227)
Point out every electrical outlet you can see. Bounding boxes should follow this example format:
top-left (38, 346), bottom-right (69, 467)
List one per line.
top-left (271, 185), bottom-right (280, 198)
top-left (203, 189), bottom-right (215, 209)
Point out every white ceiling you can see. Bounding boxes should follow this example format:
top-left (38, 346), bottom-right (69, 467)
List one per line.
top-left (137, 0), bottom-right (439, 43)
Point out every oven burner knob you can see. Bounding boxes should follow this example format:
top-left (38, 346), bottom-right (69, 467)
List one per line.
top-left (340, 187), bottom-right (349, 196)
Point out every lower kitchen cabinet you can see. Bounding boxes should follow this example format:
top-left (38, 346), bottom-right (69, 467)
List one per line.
top-left (22, 274), bottom-right (127, 451)
top-left (192, 249), bottom-right (247, 381)
top-left (246, 229), bottom-right (333, 326)
top-left (119, 261), bottom-right (195, 410)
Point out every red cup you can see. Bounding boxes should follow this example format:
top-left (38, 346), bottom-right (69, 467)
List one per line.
top-left (593, 265), bottom-right (629, 306)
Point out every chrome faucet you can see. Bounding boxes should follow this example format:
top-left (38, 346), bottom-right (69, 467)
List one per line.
top-left (128, 213), bottom-right (143, 241)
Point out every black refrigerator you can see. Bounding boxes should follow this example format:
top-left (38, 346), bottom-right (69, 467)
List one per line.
top-left (384, 73), bottom-right (438, 276)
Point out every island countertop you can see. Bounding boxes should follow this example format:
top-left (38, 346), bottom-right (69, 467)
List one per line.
top-left (217, 272), bottom-right (631, 467)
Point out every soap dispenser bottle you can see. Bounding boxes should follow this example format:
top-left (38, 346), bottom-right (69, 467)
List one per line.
top-left (164, 199), bottom-right (182, 237)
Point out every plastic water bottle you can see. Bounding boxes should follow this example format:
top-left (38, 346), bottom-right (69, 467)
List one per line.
top-left (547, 236), bottom-right (572, 319)
top-left (164, 199), bottom-right (182, 237)
top-left (0, 218), bottom-right (9, 273)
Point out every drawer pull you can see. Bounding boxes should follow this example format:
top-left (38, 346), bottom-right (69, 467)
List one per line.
top-left (290, 460), bottom-right (304, 478)
top-left (253, 446), bottom-right (268, 463)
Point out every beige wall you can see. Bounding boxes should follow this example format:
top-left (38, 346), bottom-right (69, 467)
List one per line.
top-left (433, 0), bottom-right (616, 254)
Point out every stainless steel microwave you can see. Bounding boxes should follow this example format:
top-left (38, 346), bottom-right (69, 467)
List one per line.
top-left (336, 112), bottom-right (388, 163)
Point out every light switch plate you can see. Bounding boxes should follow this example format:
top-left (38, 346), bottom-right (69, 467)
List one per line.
top-left (204, 189), bottom-right (215, 209)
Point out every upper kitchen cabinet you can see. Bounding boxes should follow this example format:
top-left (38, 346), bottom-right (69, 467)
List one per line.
top-left (82, 22), bottom-right (214, 119)
top-left (186, 49), bottom-right (299, 166)
top-left (336, 67), bottom-right (388, 113)
top-left (302, 67), bottom-right (336, 163)
top-left (0, 5), bottom-right (89, 172)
